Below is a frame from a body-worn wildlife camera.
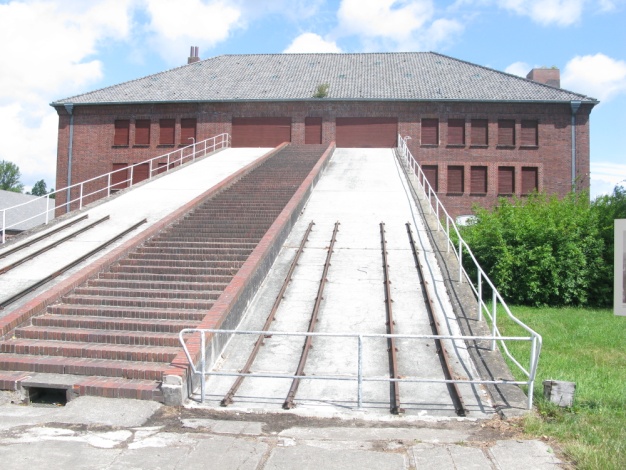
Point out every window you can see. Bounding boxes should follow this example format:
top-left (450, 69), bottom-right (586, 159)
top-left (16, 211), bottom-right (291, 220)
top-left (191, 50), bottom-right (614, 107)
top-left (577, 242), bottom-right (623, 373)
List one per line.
top-left (471, 119), bottom-right (488, 146)
top-left (498, 120), bottom-right (515, 146)
top-left (114, 120), bottom-right (130, 146)
top-left (421, 165), bottom-right (438, 192)
top-left (498, 167), bottom-right (515, 195)
top-left (135, 120), bottom-right (150, 146)
top-left (447, 119), bottom-right (465, 146)
top-left (521, 167), bottom-right (538, 194)
top-left (470, 166), bottom-right (488, 194)
top-left (159, 119), bottom-right (175, 145)
top-left (180, 118), bottom-right (197, 145)
top-left (421, 118), bottom-right (439, 145)
top-left (521, 120), bottom-right (538, 147)
top-left (447, 166), bottom-right (464, 194)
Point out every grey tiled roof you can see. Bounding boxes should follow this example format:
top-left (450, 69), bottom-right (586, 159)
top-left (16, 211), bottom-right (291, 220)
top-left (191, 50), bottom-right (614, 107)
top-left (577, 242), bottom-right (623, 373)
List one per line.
top-left (52, 52), bottom-right (596, 106)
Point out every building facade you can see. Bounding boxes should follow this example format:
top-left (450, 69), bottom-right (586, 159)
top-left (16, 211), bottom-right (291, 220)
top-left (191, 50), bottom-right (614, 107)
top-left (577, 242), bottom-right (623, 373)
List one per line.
top-left (51, 52), bottom-right (596, 217)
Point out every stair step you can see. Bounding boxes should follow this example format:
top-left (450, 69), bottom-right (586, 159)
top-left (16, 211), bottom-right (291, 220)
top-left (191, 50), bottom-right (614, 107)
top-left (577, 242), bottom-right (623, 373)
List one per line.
top-left (32, 314), bottom-right (199, 333)
top-left (0, 339), bottom-right (180, 363)
top-left (87, 278), bottom-right (228, 292)
top-left (0, 354), bottom-right (169, 380)
top-left (75, 376), bottom-right (163, 401)
top-left (97, 272), bottom-right (234, 284)
top-left (116, 258), bottom-right (245, 269)
top-left (74, 286), bottom-right (221, 300)
top-left (127, 252), bottom-right (250, 261)
top-left (61, 294), bottom-right (214, 310)
top-left (109, 265), bottom-right (241, 275)
top-left (48, 303), bottom-right (208, 321)
top-left (15, 326), bottom-right (180, 347)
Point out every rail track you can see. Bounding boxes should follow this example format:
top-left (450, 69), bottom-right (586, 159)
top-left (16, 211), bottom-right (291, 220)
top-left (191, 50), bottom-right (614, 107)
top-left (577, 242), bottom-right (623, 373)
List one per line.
top-left (206, 220), bottom-right (473, 416)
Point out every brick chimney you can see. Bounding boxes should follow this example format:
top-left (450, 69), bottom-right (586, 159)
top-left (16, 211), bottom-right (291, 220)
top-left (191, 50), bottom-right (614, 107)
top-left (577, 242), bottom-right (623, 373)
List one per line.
top-left (526, 67), bottom-right (560, 88)
top-left (188, 46), bottom-right (200, 64)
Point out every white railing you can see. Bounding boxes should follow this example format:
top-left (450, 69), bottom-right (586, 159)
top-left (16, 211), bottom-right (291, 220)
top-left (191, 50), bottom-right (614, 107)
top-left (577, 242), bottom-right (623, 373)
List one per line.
top-left (1, 133), bottom-right (231, 244)
top-left (396, 134), bottom-right (542, 407)
top-left (180, 328), bottom-right (536, 409)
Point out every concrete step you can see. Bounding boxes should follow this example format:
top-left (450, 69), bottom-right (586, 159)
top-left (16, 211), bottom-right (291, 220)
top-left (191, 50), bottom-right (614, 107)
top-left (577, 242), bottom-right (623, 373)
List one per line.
top-left (0, 339), bottom-right (180, 363)
top-left (15, 326), bottom-right (181, 347)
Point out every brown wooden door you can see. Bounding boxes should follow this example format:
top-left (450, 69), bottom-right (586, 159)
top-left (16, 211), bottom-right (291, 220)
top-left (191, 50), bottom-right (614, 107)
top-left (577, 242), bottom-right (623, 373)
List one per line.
top-left (132, 163), bottom-right (150, 184)
top-left (111, 163), bottom-right (128, 191)
top-left (336, 117), bottom-right (398, 148)
top-left (232, 117), bottom-right (292, 147)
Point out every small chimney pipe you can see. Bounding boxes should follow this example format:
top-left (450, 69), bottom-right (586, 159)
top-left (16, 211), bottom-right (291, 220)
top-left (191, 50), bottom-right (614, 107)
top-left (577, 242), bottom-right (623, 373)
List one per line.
top-left (188, 46), bottom-right (200, 64)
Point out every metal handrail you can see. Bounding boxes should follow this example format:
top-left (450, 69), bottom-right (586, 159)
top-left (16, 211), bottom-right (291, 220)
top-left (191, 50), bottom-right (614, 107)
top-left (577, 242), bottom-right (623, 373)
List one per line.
top-left (396, 134), bottom-right (542, 406)
top-left (179, 328), bottom-right (535, 409)
top-left (1, 133), bottom-right (231, 244)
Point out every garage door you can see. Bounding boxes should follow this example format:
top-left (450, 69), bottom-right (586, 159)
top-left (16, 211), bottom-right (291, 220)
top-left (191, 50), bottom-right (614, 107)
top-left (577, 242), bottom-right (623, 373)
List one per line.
top-left (232, 117), bottom-right (292, 147)
top-left (336, 118), bottom-right (398, 148)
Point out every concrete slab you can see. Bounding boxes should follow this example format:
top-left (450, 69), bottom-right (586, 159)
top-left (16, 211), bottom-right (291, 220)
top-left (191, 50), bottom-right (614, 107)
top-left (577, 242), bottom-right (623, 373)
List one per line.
top-left (0, 440), bottom-right (121, 469)
top-left (265, 443), bottom-right (406, 470)
top-left (411, 443), bottom-right (491, 469)
top-left (489, 439), bottom-right (563, 469)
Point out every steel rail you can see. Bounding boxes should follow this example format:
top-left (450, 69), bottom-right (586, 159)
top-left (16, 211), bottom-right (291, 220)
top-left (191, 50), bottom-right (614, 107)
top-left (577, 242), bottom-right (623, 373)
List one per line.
top-left (220, 221), bottom-right (315, 406)
top-left (406, 222), bottom-right (467, 416)
top-left (0, 215), bottom-right (110, 275)
top-left (380, 222), bottom-right (404, 414)
top-left (0, 218), bottom-right (146, 310)
top-left (0, 214), bottom-right (88, 260)
top-left (283, 221), bottom-right (339, 409)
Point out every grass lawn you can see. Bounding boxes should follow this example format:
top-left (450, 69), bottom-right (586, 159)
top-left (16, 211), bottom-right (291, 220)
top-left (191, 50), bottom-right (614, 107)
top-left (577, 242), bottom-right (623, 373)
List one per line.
top-left (498, 306), bottom-right (626, 469)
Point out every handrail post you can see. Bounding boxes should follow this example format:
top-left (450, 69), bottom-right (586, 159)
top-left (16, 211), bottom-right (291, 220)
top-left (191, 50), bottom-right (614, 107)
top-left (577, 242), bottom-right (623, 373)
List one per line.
top-left (200, 331), bottom-right (206, 404)
top-left (107, 173), bottom-right (112, 196)
top-left (79, 182), bottom-right (84, 210)
top-left (149, 160), bottom-right (153, 179)
top-left (491, 291), bottom-right (497, 351)
top-left (477, 271), bottom-right (483, 321)
top-left (446, 217), bottom-right (450, 252)
top-left (129, 165), bottom-right (134, 187)
top-left (458, 239), bottom-right (463, 283)
top-left (1, 209), bottom-right (5, 244)
top-left (527, 336), bottom-right (538, 409)
top-left (357, 335), bottom-right (363, 409)
top-left (45, 195), bottom-right (50, 225)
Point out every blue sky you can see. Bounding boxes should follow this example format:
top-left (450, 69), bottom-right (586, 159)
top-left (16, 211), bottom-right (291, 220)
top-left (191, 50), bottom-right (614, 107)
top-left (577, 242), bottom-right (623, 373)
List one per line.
top-left (1, 0), bottom-right (625, 197)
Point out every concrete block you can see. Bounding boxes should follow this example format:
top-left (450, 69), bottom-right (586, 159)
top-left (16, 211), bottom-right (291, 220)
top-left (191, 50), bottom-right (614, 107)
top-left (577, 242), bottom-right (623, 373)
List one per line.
top-left (543, 380), bottom-right (575, 407)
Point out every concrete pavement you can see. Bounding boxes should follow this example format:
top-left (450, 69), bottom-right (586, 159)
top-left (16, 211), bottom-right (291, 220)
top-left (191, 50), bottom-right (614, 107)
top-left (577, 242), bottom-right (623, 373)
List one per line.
top-left (0, 394), bottom-right (565, 469)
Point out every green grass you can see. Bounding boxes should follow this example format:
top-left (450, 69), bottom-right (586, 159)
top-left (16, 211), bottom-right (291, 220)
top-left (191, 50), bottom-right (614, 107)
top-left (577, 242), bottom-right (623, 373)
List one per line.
top-left (496, 306), bottom-right (626, 469)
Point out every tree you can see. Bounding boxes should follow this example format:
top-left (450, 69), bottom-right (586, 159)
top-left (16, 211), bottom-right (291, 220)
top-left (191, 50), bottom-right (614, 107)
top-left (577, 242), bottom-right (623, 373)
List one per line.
top-left (0, 160), bottom-right (24, 193)
top-left (30, 179), bottom-right (48, 196)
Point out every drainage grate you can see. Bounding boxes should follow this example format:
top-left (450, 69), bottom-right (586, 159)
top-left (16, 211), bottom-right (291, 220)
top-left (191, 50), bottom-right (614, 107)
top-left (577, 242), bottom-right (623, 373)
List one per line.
top-left (26, 387), bottom-right (69, 406)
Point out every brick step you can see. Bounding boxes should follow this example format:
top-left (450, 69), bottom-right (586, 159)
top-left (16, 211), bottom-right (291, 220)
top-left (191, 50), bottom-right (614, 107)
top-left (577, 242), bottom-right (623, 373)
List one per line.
top-left (87, 278), bottom-right (228, 292)
top-left (109, 265), bottom-right (241, 276)
top-left (15, 326), bottom-right (181, 347)
top-left (144, 239), bottom-right (258, 247)
top-left (74, 286), bottom-right (222, 300)
top-left (0, 354), bottom-right (169, 380)
top-left (117, 258), bottom-right (245, 269)
top-left (133, 247), bottom-right (253, 256)
top-left (75, 376), bottom-right (163, 401)
top-left (127, 252), bottom-right (250, 261)
top-left (97, 272), bottom-right (234, 284)
top-left (32, 314), bottom-right (198, 333)
top-left (147, 236), bottom-right (263, 244)
top-left (0, 339), bottom-right (180, 363)
top-left (162, 228), bottom-right (269, 237)
top-left (186, 208), bottom-right (282, 216)
top-left (49, 303), bottom-right (209, 321)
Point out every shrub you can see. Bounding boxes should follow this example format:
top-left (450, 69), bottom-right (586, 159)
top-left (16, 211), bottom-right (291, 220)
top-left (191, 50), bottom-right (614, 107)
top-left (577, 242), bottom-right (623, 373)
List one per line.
top-left (460, 191), bottom-right (605, 307)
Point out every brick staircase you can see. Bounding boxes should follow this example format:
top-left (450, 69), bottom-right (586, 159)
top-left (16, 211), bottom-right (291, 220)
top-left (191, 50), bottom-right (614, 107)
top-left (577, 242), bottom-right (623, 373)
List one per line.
top-left (0, 144), bottom-right (328, 401)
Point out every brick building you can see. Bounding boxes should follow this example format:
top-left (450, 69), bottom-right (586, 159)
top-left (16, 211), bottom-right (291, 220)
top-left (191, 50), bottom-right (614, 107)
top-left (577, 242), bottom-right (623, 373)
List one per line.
top-left (51, 52), bottom-right (597, 217)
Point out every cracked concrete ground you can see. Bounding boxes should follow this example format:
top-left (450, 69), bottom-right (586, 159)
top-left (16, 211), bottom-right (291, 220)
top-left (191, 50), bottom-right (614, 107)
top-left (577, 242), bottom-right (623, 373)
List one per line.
top-left (0, 394), bottom-right (567, 469)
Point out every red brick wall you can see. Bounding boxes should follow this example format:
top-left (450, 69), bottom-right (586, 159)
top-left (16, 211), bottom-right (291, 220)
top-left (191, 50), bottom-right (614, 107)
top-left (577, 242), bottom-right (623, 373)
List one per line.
top-left (53, 100), bottom-right (592, 218)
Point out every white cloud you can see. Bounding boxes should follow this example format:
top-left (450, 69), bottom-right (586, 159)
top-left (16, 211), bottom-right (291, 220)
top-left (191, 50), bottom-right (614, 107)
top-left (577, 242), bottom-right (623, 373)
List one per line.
top-left (335, 0), bottom-right (463, 50)
top-left (562, 53), bottom-right (626, 101)
top-left (590, 161), bottom-right (626, 198)
top-left (142, 0), bottom-right (242, 64)
top-left (505, 61), bottom-right (532, 77)
top-left (499, 0), bottom-right (585, 26)
top-left (0, 0), bottom-right (136, 188)
top-left (338, 0), bottom-right (434, 42)
top-left (283, 33), bottom-right (342, 53)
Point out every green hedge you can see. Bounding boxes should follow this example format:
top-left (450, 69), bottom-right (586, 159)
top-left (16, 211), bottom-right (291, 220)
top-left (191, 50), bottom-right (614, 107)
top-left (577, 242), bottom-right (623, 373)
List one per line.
top-left (459, 185), bottom-right (626, 307)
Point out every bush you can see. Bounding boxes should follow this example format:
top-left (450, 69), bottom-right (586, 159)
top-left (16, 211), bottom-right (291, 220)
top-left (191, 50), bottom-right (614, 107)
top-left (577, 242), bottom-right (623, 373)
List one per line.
top-left (460, 191), bottom-right (606, 307)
